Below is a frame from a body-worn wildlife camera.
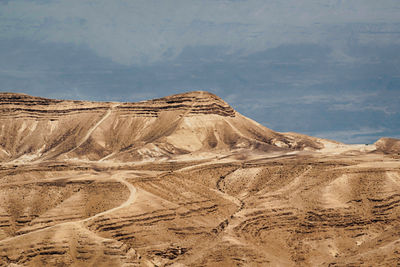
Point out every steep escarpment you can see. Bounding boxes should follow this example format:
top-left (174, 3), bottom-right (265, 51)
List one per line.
top-left (117, 91), bottom-right (235, 117)
top-left (0, 92), bottom-right (110, 117)
top-left (0, 91), bottom-right (324, 163)
top-left (0, 91), bottom-right (234, 118)
top-left (0, 93), bottom-right (111, 162)
top-left (0, 93), bottom-right (62, 106)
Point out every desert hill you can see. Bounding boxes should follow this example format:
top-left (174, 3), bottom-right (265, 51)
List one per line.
top-left (0, 91), bottom-right (325, 163)
top-left (375, 137), bottom-right (400, 154)
top-left (0, 91), bottom-right (399, 266)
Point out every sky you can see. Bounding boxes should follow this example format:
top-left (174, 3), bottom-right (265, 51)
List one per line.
top-left (1, 0), bottom-right (400, 143)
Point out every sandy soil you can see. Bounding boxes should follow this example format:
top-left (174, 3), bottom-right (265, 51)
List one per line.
top-left (0, 151), bottom-right (399, 266)
top-left (0, 91), bottom-right (399, 266)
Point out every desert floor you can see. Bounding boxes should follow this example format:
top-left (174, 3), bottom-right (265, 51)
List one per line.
top-left (0, 150), bottom-right (399, 266)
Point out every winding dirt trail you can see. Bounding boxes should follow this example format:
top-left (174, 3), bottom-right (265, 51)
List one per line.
top-left (0, 172), bottom-right (137, 244)
top-left (82, 174), bottom-right (137, 223)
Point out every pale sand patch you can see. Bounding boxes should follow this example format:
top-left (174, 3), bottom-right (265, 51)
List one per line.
top-left (323, 174), bottom-right (352, 208)
top-left (48, 119), bottom-right (58, 134)
top-left (318, 140), bottom-right (376, 155)
top-left (352, 161), bottom-right (400, 169)
top-left (385, 172), bottom-right (400, 193)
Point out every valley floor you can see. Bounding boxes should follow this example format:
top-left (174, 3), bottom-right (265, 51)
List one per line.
top-left (0, 151), bottom-right (400, 266)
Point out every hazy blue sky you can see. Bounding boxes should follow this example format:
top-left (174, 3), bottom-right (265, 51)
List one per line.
top-left (1, 0), bottom-right (400, 143)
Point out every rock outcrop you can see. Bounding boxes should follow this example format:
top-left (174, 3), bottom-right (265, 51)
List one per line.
top-left (375, 137), bottom-right (400, 154)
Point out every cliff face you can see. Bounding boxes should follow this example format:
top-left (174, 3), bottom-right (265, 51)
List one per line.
top-left (118, 91), bottom-right (235, 117)
top-left (0, 91), bottom-right (323, 162)
top-left (0, 91), bottom-right (234, 117)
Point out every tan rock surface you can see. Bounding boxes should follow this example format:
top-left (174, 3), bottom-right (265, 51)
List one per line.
top-left (0, 91), bottom-right (399, 266)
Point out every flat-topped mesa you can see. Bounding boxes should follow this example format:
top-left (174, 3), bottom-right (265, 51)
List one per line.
top-left (117, 91), bottom-right (236, 117)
